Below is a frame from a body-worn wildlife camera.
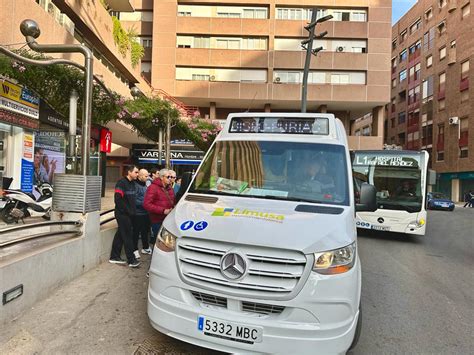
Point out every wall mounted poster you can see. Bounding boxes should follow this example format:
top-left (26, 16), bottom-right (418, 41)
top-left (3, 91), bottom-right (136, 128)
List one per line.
top-left (21, 132), bottom-right (34, 192)
top-left (34, 131), bottom-right (66, 186)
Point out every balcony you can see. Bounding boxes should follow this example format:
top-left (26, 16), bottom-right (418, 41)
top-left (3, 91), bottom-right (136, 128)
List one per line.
top-left (460, 78), bottom-right (469, 91)
top-left (176, 48), bottom-right (268, 68)
top-left (177, 17), bottom-right (270, 36)
top-left (459, 131), bottom-right (469, 147)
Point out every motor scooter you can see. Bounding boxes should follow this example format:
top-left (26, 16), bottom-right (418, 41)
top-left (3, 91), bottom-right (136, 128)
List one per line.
top-left (1, 183), bottom-right (53, 224)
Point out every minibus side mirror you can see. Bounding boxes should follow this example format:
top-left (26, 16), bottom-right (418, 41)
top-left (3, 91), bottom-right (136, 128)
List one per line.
top-left (356, 183), bottom-right (377, 212)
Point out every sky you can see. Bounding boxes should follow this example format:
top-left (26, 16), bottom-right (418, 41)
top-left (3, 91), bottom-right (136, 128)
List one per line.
top-left (392, 0), bottom-right (418, 23)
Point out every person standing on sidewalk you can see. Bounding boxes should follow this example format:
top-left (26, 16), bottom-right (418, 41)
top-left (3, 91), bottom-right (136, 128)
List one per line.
top-left (146, 167), bottom-right (160, 187)
top-left (143, 168), bottom-right (175, 247)
top-left (133, 168), bottom-right (152, 257)
top-left (109, 165), bottom-right (140, 268)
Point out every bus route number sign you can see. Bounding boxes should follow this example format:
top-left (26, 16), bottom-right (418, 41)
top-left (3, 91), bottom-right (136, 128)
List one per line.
top-left (354, 155), bottom-right (418, 167)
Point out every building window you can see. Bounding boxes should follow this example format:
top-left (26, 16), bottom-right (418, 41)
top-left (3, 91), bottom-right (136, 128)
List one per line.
top-left (462, 3), bottom-right (470, 18)
top-left (216, 39), bottom-right (240, 49)
top-left (140, 38), bottom-right (152, 48)
top-left (439, 0), bottom-right (447, 9)
top-left (425, 7), bottom-right (433, 20)
top-left (439, 72), bottom-right (446, 92)
top-left (423, 75), bottom-right (434, 101)
top-left (410, 19), bottom-right (422, 34)
top-left (460, 147), bottom-right (469, 158)
top-left (400, 49), bottom-right (408, 62)
top-left (362, 126), bottom-right (370, 136)
top-left (242, 8), bottom-right (268, 19)
top-left (400, 29), bottom-right (408, 43)
top-left (438, 99), bottom-right (445, 110)
top-left (437, 151), bottom-right (444, 161)
top-left (427, 55), bottom-right (433, 67)
top-left (392, 39), bottom-right (397, 50)
top-left (461, 89), bottom-right (469, 102)
top-left (192, 74), bottom-right (210, 81)
top-left (423, 27), bottom-right (435, 51)
top-left (392, 78), bottom-right (397, 88)
top-left (399, 69), bottom-right (407, 83)
top-left (461, 60), bottom-right (470, 80)
top-left (398, 111), bottom-right (406, 124)
top-left (437, 21), bottom-right (446, 35)
top-left (178, 11), bottom-right (191, 16)
top-left (398, 132), bottom-right (406, 145)
top-left (439, 46), bottom-right (447, 60)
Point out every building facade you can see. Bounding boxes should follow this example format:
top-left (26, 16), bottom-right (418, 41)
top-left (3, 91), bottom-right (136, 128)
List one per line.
top-left (388, 0), bottom-right (473, 201)
top-left (0, 0), bottom-right (151, 189)
top-left (120, 0), bottom-right (392, 150)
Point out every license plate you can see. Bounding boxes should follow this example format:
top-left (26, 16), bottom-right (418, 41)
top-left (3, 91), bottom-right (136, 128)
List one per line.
top-left (441, 203), bottom-right (449, 207)
top-left (371, 225), bottom-right (391, 231)
top-left (198, 316), bottom-right (262, 344)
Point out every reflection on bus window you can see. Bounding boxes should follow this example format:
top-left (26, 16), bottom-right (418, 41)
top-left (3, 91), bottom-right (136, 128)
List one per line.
top-left (191, 141), bottom-right (349, 206)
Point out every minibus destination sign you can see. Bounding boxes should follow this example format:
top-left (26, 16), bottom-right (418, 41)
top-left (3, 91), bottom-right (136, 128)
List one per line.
top-left (229, 117), bottom-right (329, 135)
top-left (353, 154), bottom-right (419, 168)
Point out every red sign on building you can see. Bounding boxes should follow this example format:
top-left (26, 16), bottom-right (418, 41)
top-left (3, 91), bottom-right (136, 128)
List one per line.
top-left (100, 129), bottom-right (112, 153)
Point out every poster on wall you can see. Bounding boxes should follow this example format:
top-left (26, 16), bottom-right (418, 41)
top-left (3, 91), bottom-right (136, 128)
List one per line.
top-left (21, 132), bottom-right (34, 192)
top-left (34, 131), bottom-right (66, 186)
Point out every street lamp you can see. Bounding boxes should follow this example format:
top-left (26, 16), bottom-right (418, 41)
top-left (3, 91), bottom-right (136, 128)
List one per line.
top-left (300, 9), bottom-right (333, 113)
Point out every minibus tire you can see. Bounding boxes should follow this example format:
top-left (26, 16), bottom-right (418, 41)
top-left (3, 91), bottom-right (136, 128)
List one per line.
top-left (348, 305), bottom-right (362, 351)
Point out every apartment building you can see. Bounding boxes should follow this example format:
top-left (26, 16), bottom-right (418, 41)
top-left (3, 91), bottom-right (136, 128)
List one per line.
top-left (119, 0), bottom-right (392, 150)
top-left (388, 0), bottom-right (473, 201)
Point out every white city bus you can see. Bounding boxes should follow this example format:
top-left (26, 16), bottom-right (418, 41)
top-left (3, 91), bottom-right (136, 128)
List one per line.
top-left (352, 150), bottom-right (431, 236)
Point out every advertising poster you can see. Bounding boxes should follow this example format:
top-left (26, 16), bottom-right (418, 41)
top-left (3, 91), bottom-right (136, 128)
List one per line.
top-left (21, 133), bottom-right (34, 192)
top-left (34, 131), bottom-right (66, 186)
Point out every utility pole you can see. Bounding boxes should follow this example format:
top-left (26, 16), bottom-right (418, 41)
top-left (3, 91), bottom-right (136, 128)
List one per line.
top-left (301, 9), bottom-right (333, 113)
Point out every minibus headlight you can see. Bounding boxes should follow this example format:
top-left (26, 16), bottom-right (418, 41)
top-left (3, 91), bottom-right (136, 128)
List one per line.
top-left (313, 242), bottom-right (356, 275)
top-left (157, 227), bottom-right (177, 252)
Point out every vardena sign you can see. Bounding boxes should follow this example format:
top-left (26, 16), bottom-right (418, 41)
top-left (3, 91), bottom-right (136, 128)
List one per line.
top-left (135, 149), bottom-right (204, 165)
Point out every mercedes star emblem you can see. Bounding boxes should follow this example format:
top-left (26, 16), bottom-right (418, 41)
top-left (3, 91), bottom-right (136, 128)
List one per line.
top-left (377, 217), bottom-right (385, 224)
top-left (220, 252), bottom-right (247, 280)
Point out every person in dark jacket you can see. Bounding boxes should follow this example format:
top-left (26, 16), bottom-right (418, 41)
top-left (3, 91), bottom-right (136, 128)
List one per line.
top-left (109, 165), bottom-right (140, 268)
top-left (133, 169), bottom-right (152, 257)
top-left (143, 168), bottom-right (175, 245)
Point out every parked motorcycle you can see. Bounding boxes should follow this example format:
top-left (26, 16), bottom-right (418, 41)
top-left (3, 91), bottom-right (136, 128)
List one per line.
top-left (1, 183), bottom-right (53, 224)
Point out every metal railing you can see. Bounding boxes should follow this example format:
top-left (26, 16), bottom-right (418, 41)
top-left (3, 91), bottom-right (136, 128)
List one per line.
top-left (100, 209), bottom-right (116, 226)
top-left (0, 220), bottom-right (82, 248)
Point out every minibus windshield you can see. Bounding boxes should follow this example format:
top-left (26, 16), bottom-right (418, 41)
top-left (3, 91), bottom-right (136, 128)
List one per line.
top-left (190, 141), bottom-right (349, 206)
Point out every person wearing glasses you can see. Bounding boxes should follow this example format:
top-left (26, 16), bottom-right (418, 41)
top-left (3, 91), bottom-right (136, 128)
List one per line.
top-left (143, 168), bottom-right (175, 247)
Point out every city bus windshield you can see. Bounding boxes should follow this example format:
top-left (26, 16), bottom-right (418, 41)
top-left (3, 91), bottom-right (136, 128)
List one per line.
top-left (190, 141), bottom-right (349, 206)
top-left (352, 152), bottom-right (424, 213)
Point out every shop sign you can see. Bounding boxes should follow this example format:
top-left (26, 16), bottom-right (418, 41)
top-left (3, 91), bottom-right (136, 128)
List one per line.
top-left (21, 133), bottom-right (35, 192)
top-left (0, 109), bottom-right (39, 130)
top-left (135, 149), bottom-right (204, 165)
top-left (100, 129), bottom-right (112, 153)
top-left (0, 80), bottom-right (39, 109)
top-left (0, 96), bottom-right (39, 119)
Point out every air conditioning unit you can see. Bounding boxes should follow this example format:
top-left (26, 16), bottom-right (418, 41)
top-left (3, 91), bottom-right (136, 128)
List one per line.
top-left (274, 77), bottom-right (281, 83)
top-left (336, 46), bottom-right (345, 52)
top-left (209, 75), bottom-right (216, 81)
top-left (449, 116), bottom-right (459, 125)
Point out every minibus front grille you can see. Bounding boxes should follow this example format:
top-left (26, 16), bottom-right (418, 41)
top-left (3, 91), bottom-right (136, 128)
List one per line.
top-left (177, 239), bottom-right (308, 299)
top-left (191, 291), bottom-right (227, 308)
top-left (242, 301), bottom-right (285, 315)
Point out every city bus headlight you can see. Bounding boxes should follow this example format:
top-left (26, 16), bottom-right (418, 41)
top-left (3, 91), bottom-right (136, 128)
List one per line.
top-left (157, 227), bottom-right (177, 252)
top-left (408, 219), bottom-right (425, 229)
top-left (313, 242), bottom-right (356, 275)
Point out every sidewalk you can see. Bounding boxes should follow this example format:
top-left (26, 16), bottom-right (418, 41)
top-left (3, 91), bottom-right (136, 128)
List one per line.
top-left (0, 256), bottom-right (218, 355)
